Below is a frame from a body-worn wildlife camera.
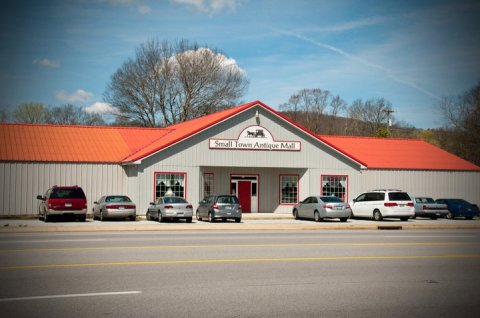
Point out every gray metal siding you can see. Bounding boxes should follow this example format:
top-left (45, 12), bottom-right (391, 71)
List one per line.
top-left (0, 162), bottom-right (128, 216)
top-left (360, 170), bottom-right (480, 205)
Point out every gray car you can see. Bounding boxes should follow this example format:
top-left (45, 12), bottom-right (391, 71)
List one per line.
top-left (293, 195), bottom-right (350, 222)
top-left (412, 196), bottom-right (448, 219)
top-left (92, 195), bottom-right (136, 221)
top-left (147, 196), bottom-right (193, 223)
top-left (196, 195), bottom-right (242, 223)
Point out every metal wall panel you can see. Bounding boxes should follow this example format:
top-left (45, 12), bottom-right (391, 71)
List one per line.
top-left (0, 162), bottom-right (128, 216)
top-left (359, 170), bottom-right (480, 205)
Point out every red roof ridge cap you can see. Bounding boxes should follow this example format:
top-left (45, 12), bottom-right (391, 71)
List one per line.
top-left (119, 128), bottom-right (177, 161)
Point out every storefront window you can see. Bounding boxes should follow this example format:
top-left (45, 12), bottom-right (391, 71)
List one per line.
top-left (280, 175), bottom-right (298, 204)
top-left (321, 175), bottom-right (347, 201)
top-left (155, 173), bottom-right (185, 199)
top-left (203, 173), bottom-right (214, 198)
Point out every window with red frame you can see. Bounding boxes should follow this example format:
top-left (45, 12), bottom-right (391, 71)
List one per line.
top-left (280, 175), bottom-right (298, 204)
top-left (155, 173), bottom-right (185, 199)
top-left (203, 173), bottom-right (214, 198)
top-left (321, 175), bottom-right (347, 200)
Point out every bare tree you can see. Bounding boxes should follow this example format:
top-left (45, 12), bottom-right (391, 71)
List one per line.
top-left (0, 108), bottom-right (8, 122)
top-left (279, 88), bottom-right (331, 133)
top-left (13, 102), bottom-right (49, 123)
top-left (347, 98), bottom-right (393, 136)
top-left (105, 39), bottom-right (249, 127)
top-left (47, 104), bottom-right (105, 126)
top-left (438, 83), bottom-right (480, 165)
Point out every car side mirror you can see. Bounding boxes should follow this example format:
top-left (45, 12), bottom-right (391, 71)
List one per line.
top-left (36, 195), bottom-right (44, 200)
top-left (353, 199), bottom-right (357, 202)
top-left (149, 202), bottom-right (155, 206)
top-left (94, 201), bottom-right (99, 205)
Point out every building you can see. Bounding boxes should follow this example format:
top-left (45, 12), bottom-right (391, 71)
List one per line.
top-left (1, 100), bottom-right (479, 216)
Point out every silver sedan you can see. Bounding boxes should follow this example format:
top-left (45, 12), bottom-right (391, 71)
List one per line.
top-left (147, 196), bottom-right (193, 223)
top-left (92, 195), bottom-right (136, 221)
top-left (293, 195), bottom-right (350, 222)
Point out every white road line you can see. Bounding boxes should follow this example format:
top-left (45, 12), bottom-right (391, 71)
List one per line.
top-left (0, 291), bottom-right (142, 302)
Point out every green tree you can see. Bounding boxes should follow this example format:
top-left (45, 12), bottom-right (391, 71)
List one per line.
top-left (13, 102), bottom-right (49, 123)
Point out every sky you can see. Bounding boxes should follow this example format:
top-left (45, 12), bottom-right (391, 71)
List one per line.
top-left (1, 0), bottom-right (479, 129)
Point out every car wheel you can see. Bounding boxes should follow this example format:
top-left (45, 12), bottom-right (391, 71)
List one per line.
top-left (350, 210), bottom-right (355, 219)
top-left (44, 211), bottom-right (49, 222)
top-left (293, 209), bottom-right (299, 220)
top-left (430, 216), bottom-right (437, 220)
top-left (146, 211), bottom-right (152, 221)
top-left (235, 218), bottom-right (241, 223)
top-left (400, 217), bottom-right (409, 221)
top-left (186, 217), bottom-right (192, 223)
top-left (373, 210), bottom-right (383, 221)
top-left (196, 211), bottom-right (202, 221)
top-left (466, 216), bottom-right (473, 220)
top-left (79, 215), bottom-right (86, 222)
top-left (340, 217), bottom-right (348, 222)
top-left (129, 215), bottom-right (136, 221)
top-left (411, 215), bottom-right (416, 219)
top-left (158, 211), bottom-right (163, 223)
top-left (314, 210), bottom-right (321, 222)
top-left (446, 212), bottom-right (454, 219)
top-left (100, 211), bottom-right (105, 222)
top-left (208, 212), bottom-right (214, 223)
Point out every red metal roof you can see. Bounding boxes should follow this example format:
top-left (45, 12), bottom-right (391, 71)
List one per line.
top-left (1, 100), bottom-right (479, 171)
top-left (0, 123), bottom-right (171, 163)
top-left (319, 135), bottom-right (480, 171)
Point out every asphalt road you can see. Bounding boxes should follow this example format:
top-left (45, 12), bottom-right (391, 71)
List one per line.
top-left (1, 230), bottom-right (479, 317)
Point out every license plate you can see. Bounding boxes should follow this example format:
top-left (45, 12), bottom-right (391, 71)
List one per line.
top-left (335, 206), bottom-right (343, 210)
top-left (65, 203), bottom-right (72, 207)
top-left (399, 204), bottom-right (405, 207)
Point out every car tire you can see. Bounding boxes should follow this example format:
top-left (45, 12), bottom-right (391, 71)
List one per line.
top-left (400, 217), bottom-right (409, 221)
top-left (129, 215), bottom-right (136, 221)
top-left (44, 211), bottom-right (49, 222)
top-left (430, 216), bottom-right (437, 220)
top-left (79, 215), bottom-right (86, 222)
top-left (350, 210), bottom-right (355, 219)
top-left (314, 210), bottom-right (321, 222)
top-left (293, 209), bottom-right (299, 220)
top-left (196, 211), bottom-right (202, 221)
top-left (158, 212), bottom-right (163, 223)
top-left (446, 212), bottom-right (454, 219)
top-left (208, 212), bottom-right (214, 223)
top-left (373, 210), bottom-right (383, 221)
top-left (100, 211), bottom-right (105, 222)
top-left (466, 216), bottom-right (473, 220)
top-left (146, 211), bottom-right (151, 221)
top-left (235, 218), bottom-right (241, 223)
top-left (186, 217), bottom-right (192, 223)
top-left (340, 217), bottom-right (348, 222)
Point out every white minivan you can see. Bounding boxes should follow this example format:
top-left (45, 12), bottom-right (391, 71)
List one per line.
top-left (350, 189), bottom-right (414, 221)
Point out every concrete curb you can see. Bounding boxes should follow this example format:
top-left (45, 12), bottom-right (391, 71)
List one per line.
top-left (1, 221), bottom-right (480, 233)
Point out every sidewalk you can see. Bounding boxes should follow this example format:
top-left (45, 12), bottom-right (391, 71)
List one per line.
top-left (1, 213), bottom-right (480, 233)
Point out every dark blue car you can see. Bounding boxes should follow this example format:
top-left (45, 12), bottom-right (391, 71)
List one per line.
top-left (435, 198), bottom-right (479, 220)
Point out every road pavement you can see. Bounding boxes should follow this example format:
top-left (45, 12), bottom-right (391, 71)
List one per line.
top-left (0, 229), bottom-right (479, 317)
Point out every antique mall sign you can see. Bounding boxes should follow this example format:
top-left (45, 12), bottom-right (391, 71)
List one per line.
top-left (209, 125), bottom-right (301, 151)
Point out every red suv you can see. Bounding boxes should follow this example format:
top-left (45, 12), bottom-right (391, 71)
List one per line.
top-left (37, 186), bottom-right (87, 222)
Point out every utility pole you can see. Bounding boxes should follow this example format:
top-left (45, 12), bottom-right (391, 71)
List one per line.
top-left (383, 109), bottom-right (394, 136)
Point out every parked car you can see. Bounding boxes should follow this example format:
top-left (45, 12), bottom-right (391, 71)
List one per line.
top-left (435, 198), bottom-right (479, 220)
top-left (412, 196), bottom-right (448, 219)
top-left (147, 196), bottom-right (193, 223)
top-left (196, 195), bottom-right (242, 223)
top-left (92, 195), bottom-right (136, 221)
top-left (292, 196), bottom-right (350, 222)
top-left (349, 189), bottom-right (414, 221)
top-left (36, 185), bottom-right (87, 222)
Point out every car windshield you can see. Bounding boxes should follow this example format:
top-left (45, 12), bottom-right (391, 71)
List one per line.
top-left (388, 192), bottom-right (411, 201)
top-left (163, 197), bottom-right (187, 204)
top-left (320, 196), bottom-right (343, 203)
top-left (450, 199), bottom-right (469, 205)
top-left (106, 196), bottom-right (131, 202)
top-left (217, 196), bottom-right (238, 204)
top-left (51, 188), bottom-right (85, 199)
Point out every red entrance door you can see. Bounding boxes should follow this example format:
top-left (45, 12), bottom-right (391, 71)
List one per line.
top-left (237, 181), bottom-right (251, 213)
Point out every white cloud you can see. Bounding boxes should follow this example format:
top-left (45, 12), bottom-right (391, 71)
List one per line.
top-left (55, 89), bottom-right (94, 103)
top-left (83, 102), bottom-right (118, 114)
top-left (173, 0), bottom-right (241, 15)
top-left (33, 58), bottom-right (60, 68)
top-left (138, 5), bottom-right (152, 14)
